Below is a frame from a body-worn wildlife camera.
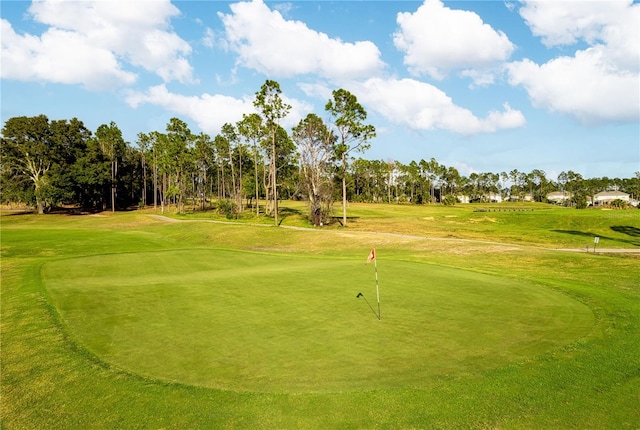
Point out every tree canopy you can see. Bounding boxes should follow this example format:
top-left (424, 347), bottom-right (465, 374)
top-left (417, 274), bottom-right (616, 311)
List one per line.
top-left (2, 82), bottom-right (638, 218)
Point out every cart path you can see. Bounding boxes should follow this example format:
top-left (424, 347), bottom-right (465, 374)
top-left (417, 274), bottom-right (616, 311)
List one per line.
top-left (148, 215), bottom-right (640, 253)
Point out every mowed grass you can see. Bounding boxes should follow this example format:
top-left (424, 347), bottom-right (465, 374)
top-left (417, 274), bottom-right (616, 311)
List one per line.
top-left (212, 201), bottom-right (639, 249)
top-left (43, 249), bottom-right (593, 393)
top-left (2, 206), bottom-right (639, 429)
top-left (340, 203), bottom-right (640, 249)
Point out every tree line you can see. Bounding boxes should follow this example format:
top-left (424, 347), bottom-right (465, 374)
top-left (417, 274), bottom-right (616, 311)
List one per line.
top-left (2, 80), bottom-right (638, 224)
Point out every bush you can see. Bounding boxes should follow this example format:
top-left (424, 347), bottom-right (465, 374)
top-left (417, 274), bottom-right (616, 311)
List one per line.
top-left (610, 199), bottom-right (627, 209)
top-left (441, 195), bottom-right (457, 206)
top-left (216, 199), bottom-right (238, 219)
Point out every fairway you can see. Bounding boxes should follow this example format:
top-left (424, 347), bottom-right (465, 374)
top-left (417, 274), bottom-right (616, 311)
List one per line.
top-left (43, 249), bottom-right (595, 393)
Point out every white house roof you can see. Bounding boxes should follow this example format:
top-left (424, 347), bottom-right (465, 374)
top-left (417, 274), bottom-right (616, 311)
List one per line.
top-left (595, 190), bottom-right (629, 198)
top-left (546, 191), bottom-right (571, 199)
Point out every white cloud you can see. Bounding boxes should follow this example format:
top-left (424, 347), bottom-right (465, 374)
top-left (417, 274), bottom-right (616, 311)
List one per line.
top-left (1, 19), bottom-right (137, 89)
top-left (202, 27), bottom-right (215, 49)
top-left (518, 0), bottom-right (639, 71)
top-left (508, 0), bottom-right (639, 124)
top-left (460, 69), bottom-right (496, 87)
top-left (453, 161), bottom-right (479, 177)
top-left (519, 0), bottom-right (633, 47)
top-left (272, 2), bottom-right (295, 17)
top-left (218, 0), bottom-right (385, 80)
top-left (126, 84), bottom-right (312, 136)
top-left (1, 0), bottom-right (193, 89)
top-left (393, 0), bottom-right (514, 80)
top-left (297, 82), bottom-right (334, 101)
top-left (352, 77), bottom-right (525, 135)
top-left (507, 49), bottom-right (639, 124)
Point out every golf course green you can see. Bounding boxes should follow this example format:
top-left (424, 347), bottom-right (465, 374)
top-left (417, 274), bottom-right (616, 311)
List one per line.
top-left (2, 204), bottom-right (639, 428)
top-left (44, 249), bottom-right (594, 393)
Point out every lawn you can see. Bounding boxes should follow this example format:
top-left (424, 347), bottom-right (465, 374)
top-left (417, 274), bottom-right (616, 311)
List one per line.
top-left (1, 204), bottom-right (639, 429)
top-left (43, 249), bottom-right (594, 393)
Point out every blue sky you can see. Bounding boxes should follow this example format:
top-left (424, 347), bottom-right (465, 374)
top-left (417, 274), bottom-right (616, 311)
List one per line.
top-left (2, 0), bottom-right (639, 180)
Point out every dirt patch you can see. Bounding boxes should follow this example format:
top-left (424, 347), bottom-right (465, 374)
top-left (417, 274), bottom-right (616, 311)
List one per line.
top-left (149, 215), bottom-right (184, 223)
top-left (469, 216), bottom-right (497, 223)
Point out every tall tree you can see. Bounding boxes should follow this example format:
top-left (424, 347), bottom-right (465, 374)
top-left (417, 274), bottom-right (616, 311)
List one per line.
top-left (74, 135), bottom-right (109, 210)
top-left (629, 172), bottom-right (640, 202)
top-left (529, 169), bottom-right (547, 202)
top-left (221, 122), bottom-right (242, 211)
top-left (165, 118), bottom-right (195, 214)
top-left (136, 132), bottom-right (151, 207)
top-left (1, 115), bottom-right (91, 213)
top-left (95, 122), bottom-right (126, 212)
top-left (292, 113), bottom-right (336, 225)
top-left (253, 80), bottom-right (291, 226)
top-left (325, 89), bottom-right (376, 226)
top-left (425, 158), bottom-right (444, 203)
top-left (1, 115), bottom-right (54, 213)
top-left (193, 132), bottom-right (214, 210)
top-left (237, 113), bottom-right (264, 215)
top-left (442, 166), bottom-right (461, 199)
top-left (48, 118), bottom-right (92, 206)
top-left (565, 170), bottom-right (585, 208)
top-left (147, 131), bottom-right (164, 210)
top-left (272, 123), bottom-right (298, 201)
top-left (213, 133), bottom-right (230, 200)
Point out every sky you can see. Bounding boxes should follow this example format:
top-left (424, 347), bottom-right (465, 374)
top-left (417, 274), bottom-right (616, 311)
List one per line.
top-left (1, 0), bottom-right (639, 180)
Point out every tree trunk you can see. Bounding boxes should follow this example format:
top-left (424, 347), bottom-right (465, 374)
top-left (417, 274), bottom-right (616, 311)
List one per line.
top-left (153, 157), bottom-right (157, 210)
top-left (342, 153), bottom-right (347, 226)
top-left (263, 162), bottom-right (271, 215)
top-left (272, 134), bottom-right (278, 226)
top-left (111, 159), bottom-right (117, 212)
top-left (141, 156), bottom-right (146, 207)
top-left (254, 143), bottom-right (259, 216)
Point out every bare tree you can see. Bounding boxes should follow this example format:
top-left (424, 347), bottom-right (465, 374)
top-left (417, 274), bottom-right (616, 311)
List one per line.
top-left (292, 113), bottom-right (336, 226)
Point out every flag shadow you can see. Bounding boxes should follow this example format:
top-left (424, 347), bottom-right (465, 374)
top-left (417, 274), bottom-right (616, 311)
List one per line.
top-left (356, 292), bottom-right (380, 320)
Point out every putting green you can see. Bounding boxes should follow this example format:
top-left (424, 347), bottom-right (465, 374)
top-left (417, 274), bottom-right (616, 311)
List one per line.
top-left (43, 249), bottom-right (595, 393)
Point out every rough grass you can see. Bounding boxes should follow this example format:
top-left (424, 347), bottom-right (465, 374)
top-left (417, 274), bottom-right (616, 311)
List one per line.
top-left (1, 204), bottom-right (639, 429)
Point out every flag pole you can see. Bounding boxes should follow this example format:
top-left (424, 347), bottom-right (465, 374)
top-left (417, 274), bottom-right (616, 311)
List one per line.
top-left (366, 248), bottom-right (380, 320)
top-left (374, 256), bottom-right (380, 320)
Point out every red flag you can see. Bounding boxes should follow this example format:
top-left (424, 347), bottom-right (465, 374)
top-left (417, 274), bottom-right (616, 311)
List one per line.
top-left (366, 248), bottom-right (376, 264)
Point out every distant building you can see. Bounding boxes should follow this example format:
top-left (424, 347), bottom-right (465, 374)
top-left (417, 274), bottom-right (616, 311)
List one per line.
top-left (486, 192), bottom-right (503, 203)
top-left (594, 190), bottom-right (630, 206)
top-left (546, 191), bottom-right (571, 204)
top-left (457, 194), bottom-right (471, 204)
top-left (456, 192), bottom-right (502, 203)
top-left (509, 193), bottom-right (534, 202)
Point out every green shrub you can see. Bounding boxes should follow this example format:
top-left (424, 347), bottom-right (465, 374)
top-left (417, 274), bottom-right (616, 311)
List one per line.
top-left (441, 194), bottom-right (457, 206)
top-left (216, 199), bottom-right (238, 219)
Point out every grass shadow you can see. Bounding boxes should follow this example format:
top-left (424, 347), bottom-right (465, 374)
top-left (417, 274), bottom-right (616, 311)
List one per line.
top-left (552, 229), bottom-right (640, 247)
top-left (0, 209), bottom-right (35, 216)
top-left (611, 225), bottom-right (640, 237)
top-left (279, 207), bottom-right (303, 217)
top-left (278, 206), bottom-right (304, 226)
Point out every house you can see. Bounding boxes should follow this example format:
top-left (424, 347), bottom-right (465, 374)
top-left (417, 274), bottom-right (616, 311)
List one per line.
top-left (546, 191), bottom-right (571, 204)
top-left (456, 192), bottom-right (502, 203)
top-left (457, 194), bottom-right (471, 204)
top-left (510, 193), bottom-right (534, 202)
top-left (594, 190), bottom-right (630, 206)
top-left (485, 192), bottom-right (503, 203)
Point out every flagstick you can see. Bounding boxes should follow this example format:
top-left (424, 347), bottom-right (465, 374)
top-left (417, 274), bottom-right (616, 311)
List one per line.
top-left (374, 257), bottom-right (380, 320)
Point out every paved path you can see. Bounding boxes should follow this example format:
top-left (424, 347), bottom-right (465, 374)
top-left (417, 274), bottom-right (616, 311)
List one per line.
top-left (148, 215), bottom-right (640, 254)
